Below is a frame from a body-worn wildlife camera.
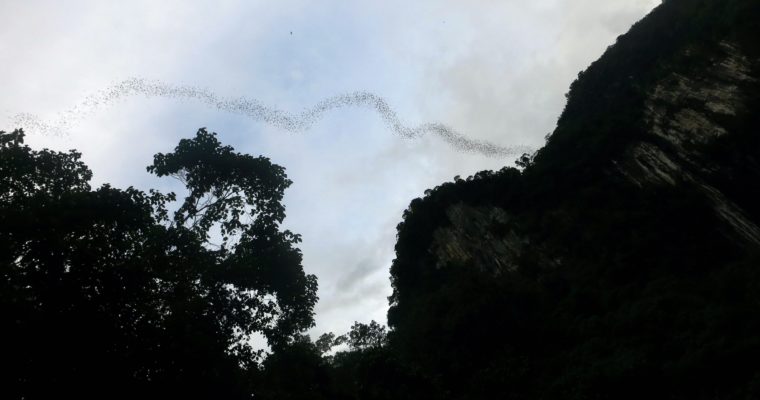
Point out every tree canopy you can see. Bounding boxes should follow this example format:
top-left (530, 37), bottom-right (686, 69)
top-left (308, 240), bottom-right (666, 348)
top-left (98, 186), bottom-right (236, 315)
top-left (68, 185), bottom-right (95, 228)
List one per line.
top-left (0, 128), bottom-right (317, 399)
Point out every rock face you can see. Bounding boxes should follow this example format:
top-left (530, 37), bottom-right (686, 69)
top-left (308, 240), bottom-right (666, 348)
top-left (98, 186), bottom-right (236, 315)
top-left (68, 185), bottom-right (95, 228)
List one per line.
top-left (431, 203), bottom-right (562, 276)
top-left (619, 41), bottom-right (760, 244)
top-left (431, 204), bottom-right (522, 274)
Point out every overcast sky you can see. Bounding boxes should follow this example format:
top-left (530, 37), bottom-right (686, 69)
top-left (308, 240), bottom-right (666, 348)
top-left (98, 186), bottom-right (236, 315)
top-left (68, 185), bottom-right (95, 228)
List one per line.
top-left (0, 0), bottom-right (660, 339)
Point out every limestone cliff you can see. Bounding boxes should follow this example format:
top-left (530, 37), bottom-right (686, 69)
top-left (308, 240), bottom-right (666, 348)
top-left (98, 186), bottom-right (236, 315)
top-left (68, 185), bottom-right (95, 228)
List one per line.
top-left (427, 22), bottom-right (760, 276)
top-left (387, 0), bottom-right (760, 397)
top-left (620, 41), bottom-right (760, 244)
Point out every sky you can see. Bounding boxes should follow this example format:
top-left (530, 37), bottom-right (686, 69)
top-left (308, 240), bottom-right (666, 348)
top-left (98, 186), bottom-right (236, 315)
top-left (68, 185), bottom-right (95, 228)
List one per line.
top-left (0, 0), bottom-right (660, 339)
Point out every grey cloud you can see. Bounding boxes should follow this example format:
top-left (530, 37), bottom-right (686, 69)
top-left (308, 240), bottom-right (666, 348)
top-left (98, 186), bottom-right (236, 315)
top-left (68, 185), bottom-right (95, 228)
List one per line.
top-left (335, 258), bottom-right (381, 291)
top-left (413, 0), bottom-right (661, 151)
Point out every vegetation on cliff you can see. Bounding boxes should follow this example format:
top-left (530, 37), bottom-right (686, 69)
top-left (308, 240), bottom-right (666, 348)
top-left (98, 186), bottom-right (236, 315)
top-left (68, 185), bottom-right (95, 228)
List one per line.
top-left (385, 0), bottom-right (760, 398)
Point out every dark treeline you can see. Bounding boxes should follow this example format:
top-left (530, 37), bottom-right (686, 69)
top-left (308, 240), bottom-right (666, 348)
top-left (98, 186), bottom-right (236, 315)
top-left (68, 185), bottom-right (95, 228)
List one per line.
top-left (0, 127), bottom-right (423, 399)
top-left (3, 0), bottom-right (760, 398)
top-left (0, 128), bottom-right (318, 398)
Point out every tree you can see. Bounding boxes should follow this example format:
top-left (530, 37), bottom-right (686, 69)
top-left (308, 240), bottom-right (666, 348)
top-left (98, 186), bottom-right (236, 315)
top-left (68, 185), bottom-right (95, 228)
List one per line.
top-left (514, 152), bottom-right (534, 169)
top-left (0, 128), bottom-right (317, 399)
top-left (345, 320), bottom-right (387, 351)
top-left (255, 334), bottom-right (334, 400)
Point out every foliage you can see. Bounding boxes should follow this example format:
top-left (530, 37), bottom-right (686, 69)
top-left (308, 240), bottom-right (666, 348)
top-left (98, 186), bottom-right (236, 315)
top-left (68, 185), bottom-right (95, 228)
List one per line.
top-left (345, 320), bottom-right (387, 351)
top-left (0, 128), bottom-right (317, 399)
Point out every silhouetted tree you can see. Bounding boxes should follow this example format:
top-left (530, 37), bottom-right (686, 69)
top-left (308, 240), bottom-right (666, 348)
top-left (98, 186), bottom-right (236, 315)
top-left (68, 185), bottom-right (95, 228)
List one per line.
top-left (0, 128), bottom-right (317, 399)
top-left (255, 334), bottom-right (334, 400)
top-left (345, 320), bottom-right (387, 351)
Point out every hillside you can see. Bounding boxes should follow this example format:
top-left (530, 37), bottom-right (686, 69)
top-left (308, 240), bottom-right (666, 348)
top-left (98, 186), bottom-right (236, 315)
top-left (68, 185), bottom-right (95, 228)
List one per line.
top-left (387, 0), bottom-right (760, 398)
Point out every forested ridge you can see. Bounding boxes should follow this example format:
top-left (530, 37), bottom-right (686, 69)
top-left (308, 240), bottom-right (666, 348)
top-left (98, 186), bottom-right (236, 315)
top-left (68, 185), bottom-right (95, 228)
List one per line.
top-left (2, 0), bottom-right (760, 398)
